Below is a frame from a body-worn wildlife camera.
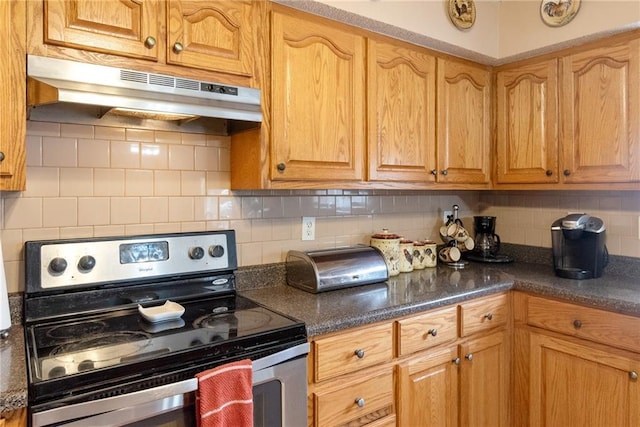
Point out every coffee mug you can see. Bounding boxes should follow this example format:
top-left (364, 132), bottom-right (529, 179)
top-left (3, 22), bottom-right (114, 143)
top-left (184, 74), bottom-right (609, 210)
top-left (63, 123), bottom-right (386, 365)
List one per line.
top-left (439, 246), bottom-right (461, 263)
top-left (446, 223), bottom-right (469, 242)
top-left (459, 236), bottom-right (475, 252)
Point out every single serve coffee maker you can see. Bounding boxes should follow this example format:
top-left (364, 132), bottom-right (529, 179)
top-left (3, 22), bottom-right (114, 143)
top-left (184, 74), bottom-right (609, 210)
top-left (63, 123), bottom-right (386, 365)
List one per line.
top-left (551, 213), bottom-right (608, 279)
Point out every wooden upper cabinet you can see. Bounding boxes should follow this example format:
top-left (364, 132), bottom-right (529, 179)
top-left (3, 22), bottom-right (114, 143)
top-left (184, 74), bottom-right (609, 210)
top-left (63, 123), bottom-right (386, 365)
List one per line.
top-left (166, 1), bottom-right (254, 76)
top-left (367, 38), bottom-right (437, 182)
top-left (495, 59), bottom-right (559, 184)
top-left (437, 59), bottom-right (492, 184)
top-left (0, 0), bottom-right (26, 191)
top-left (561, 39), bottom-right (640, 183)
top-left (270, 10), bottom-right (365, 182)
top-left (44, 0), bottom-right (160, 60)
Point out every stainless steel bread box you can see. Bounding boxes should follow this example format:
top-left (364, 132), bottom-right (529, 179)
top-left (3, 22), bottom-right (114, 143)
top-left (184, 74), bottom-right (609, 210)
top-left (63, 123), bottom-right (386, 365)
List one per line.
top-left (286, 245), bottom-right (389, 293)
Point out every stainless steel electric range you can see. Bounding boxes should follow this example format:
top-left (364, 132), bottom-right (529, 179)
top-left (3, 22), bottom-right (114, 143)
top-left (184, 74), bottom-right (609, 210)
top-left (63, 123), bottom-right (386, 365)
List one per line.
top-left (23, 230), bottom-right (308, 427)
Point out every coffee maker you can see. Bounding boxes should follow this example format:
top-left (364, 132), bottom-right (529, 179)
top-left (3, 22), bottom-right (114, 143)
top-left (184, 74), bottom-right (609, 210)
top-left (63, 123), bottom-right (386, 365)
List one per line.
top-left (465, 216), bottom-right (513, 263)
top-left (551, 213), bottom-right (608, 279)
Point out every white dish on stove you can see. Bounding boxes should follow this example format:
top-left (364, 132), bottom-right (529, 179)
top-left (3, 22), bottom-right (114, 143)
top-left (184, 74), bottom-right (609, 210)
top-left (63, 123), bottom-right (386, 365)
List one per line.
top-left (138, 300), bottom-right (185, 323)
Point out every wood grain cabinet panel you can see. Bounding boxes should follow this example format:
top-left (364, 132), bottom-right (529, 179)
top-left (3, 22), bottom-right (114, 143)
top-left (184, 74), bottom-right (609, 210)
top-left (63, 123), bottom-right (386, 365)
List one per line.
top-left (396, 305), bottom-right (457, 356)
top-left (367, 37), bottom-right (437, 183)
top-left (271, 10), bottom-right (365, 182)
top-left (459, 292), bottom-right (508, 337)
top-left (529, 332), bottom-right (640, 427)
top-left (312, 322), bottom-right (393, 382)
top-left (436, 58), bottom-right (492, 185)
top-left (0, 0), bottom-right (26, 191)
top-left (561, 38), bottom-right (640, 183)
top-left (44, 0), bottom-right (160, 60)
top-left (166, 1), bottom-right (255, 76)
top-left (495, 58), bottom-right (559, 184)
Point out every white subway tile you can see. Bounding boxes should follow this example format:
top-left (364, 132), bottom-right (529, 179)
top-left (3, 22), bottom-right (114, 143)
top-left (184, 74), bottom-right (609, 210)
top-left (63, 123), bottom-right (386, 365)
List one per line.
top-left (110, 197), bottom-right (140, 224)
top-left (43, 198), bottom-right (78, 227)
top-left (78, 197), bottom-right (110, 226)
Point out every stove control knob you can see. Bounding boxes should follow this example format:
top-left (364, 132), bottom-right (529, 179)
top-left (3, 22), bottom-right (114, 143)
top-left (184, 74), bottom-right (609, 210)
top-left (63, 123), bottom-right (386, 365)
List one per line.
top-left (49, 257), bottom-right (68, 274)
top-left (78, 255), bottom-right (96, 271)
top-left (209, 245), bottom-right (225, 258)
top-left (189, 246), bottom-right (205, 260)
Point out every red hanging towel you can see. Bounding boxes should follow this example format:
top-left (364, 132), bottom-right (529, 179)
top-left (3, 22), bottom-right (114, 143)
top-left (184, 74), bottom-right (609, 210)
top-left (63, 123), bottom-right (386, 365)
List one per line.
top-left (195, 359), bottom-right (253, 427)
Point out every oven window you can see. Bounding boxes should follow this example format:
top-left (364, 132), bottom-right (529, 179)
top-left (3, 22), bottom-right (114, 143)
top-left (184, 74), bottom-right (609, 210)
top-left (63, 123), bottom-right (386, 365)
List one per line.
top-left (254, 380), bottom-right (282, 427)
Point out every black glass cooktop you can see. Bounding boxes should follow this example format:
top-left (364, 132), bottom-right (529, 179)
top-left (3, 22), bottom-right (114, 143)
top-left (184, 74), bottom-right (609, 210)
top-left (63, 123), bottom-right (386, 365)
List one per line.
top-left (25, 295), bottom-right (306, 406)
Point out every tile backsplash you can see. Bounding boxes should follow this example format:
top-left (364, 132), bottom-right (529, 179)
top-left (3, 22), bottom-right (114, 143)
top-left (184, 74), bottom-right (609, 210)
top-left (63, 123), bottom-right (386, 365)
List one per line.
top-left (1, 120), bottom-right (638, 293)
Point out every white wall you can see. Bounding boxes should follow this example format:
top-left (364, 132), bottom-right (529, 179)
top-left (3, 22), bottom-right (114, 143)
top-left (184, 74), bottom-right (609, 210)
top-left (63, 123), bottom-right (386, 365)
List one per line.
top-left (318, 0), bottom-right (640, 60)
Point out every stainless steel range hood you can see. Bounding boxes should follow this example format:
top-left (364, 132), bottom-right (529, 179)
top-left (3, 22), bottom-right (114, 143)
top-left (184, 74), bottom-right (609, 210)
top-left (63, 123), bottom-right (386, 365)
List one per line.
top-left (27, 55), bottom-right (262, 132)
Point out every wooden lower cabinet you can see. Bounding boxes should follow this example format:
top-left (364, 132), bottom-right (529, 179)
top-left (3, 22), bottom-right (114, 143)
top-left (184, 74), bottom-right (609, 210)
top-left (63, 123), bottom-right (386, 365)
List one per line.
top-left (513, 292), bottom-right (640, 427)
top-left (396, 330), bottom-right (509, 427)
top-left (397, 345), bottom-right (459, 426)
top-left (527, 332), bottom-right (640, 427)
top-left (0, 408), bottom-right (27, 427)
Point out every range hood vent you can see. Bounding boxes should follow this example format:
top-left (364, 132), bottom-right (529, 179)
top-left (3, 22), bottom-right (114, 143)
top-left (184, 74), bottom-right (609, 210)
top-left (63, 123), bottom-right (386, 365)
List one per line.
top-left (27, 55), bottom-right (262, 132)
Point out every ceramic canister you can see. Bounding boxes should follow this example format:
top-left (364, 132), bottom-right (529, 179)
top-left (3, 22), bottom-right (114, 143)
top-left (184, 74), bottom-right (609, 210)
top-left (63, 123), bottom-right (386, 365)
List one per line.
top-left (423, 240), bottom-right (438, 268)
top-left (370, 229), bottom-right (401, 277)
top-left (412, 241), bottom-right (426, 270)
top-left (399, 239), bottom-right (414, 273)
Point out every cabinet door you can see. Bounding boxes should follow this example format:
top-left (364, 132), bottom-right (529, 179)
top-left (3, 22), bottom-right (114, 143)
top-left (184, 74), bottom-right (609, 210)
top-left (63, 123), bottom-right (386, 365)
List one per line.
top-left (0, 0), bottom-right (26, 191)
top-left (459, 330), bottom-right (509, 427)
top-left (495, 59), bottom-right (559, 184)
top-left (397, 345), bottom-right (459, 427)
top-left (44, 0), bottom-right (160, 60)
top-left (271, 11), bottom-right (365, 181)
top-left (167, 1), bottom-right (255, 76)
top-left (561, 39), bottom-right (640, 183)
top-left (437, 59), bottom-right (491, 184)
top-left (530, 332), bottom-right (640, 427)
top-left (367, 38), bottom-right (437, 182)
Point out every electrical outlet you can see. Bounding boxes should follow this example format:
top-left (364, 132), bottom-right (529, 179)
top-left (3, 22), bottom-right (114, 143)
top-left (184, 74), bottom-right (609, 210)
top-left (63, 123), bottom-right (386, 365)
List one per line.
top-left (443, 210), bottom-right (452, 223)
top-left (302, 217), bottom-right (316, 241)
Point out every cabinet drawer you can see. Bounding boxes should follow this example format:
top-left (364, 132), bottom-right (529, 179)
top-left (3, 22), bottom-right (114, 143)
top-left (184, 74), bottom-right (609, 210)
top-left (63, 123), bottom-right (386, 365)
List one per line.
top-left (527, 295), bottom-right (640, 352)
top-left (313, 322), bottom-right (393, 382)
top-left (313, 368), bottom-right (394, 427)
top-left (459, 293), bottom-right (508, 337)
top-left (396, 305), bottom-right (457, 356)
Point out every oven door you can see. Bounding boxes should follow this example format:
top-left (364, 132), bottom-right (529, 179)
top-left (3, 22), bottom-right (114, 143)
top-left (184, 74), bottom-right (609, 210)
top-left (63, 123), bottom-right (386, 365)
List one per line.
top-left (31, 343), bottom-right (309, 427)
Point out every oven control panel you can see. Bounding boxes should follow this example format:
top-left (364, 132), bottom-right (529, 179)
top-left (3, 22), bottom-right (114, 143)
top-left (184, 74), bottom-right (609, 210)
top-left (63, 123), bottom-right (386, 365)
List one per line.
top-left (26, 231), bottom-right (237, 290)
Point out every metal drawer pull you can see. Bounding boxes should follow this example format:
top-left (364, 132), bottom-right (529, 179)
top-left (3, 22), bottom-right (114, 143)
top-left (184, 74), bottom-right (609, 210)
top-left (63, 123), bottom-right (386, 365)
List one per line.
top-left (427, 328), bottom-right (438, 337)
top-left (630, 371), bottom-right (638, 380)
top-left (484, 313), bottom-right (493, 320)
top-left (354, 349), bottom-right (365, 359)
top-left (144, 36), bottom-right (156, 49)
top-left (452, 357), bottom-right (461, 365)
top-left (465, 353), bottom-right (473, 361)
top-left (573, 319), bottom-right (582, 329)
top-left (355, 398), bottom-right (365, 408)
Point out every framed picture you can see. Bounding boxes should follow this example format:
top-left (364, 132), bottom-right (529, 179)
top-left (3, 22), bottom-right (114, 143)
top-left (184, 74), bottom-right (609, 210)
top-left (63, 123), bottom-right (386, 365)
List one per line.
top-left (540, 0), bottom-right (581, 27)
top-left (448, 0), bottom-right (476, 30)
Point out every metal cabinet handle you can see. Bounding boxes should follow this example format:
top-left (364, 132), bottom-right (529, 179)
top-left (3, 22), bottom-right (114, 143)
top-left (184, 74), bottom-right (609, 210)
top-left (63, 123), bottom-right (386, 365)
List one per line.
top-left (427, 328), bottom-right (438, 337)
top-left (465, 353), bottom-right (473, 361)
top-left (0, 152), bottom-right (5, 162)
top-left (573, 319), bottom-right (582, 329)
top-left (430, 169), bottom-right (437, 176)
top-left (173, 42), bottom-right (184, 54)
top-left (354, 349), bottom-right (365, 359)
top-left (630, 371), bottom-right (638, 380)
top-left (441, 170), bottom-right (448, 176)
top-left (545, 169), bottom-right (553, 176)
top-left (452, 357), bottom-right (461, 365)
top-left (277, 163), bottom-right (286, 172)
top-left (355, 397), bottom-right (365, 408)
top-left (144, 36), bottom-right (156, 49)
top-left (484, 313), bottom-right (493, 320)
top-left (563, 169), bottom-right (572, 176)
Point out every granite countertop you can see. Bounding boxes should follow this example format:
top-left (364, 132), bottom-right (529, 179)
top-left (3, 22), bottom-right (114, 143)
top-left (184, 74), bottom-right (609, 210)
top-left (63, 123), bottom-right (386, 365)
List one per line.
top-left (0, 325), bottom-right (27, 413)
top-left (240, 261), bottom-right (640, 337)
top-left (3, 256), bottom-right (639, 412)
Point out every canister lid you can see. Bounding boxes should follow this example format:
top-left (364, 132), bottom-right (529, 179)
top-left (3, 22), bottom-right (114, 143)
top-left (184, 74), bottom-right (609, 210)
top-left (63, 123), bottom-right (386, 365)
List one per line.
top-left (371, 228), bottom-right (400, 239)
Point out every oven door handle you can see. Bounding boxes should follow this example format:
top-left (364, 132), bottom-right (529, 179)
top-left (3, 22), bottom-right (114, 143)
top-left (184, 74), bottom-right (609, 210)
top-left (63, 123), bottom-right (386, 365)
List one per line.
top-left (32, 378), bottom-right (199, 427)
top-left (59, 391), bottom-right (195, 427)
